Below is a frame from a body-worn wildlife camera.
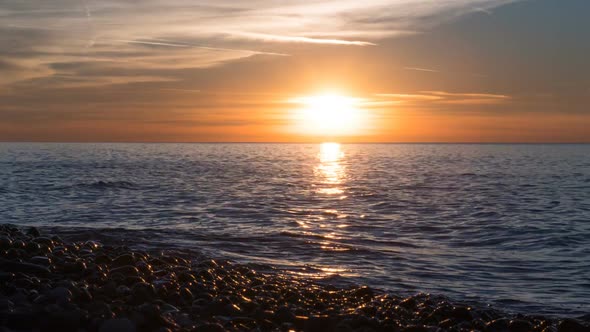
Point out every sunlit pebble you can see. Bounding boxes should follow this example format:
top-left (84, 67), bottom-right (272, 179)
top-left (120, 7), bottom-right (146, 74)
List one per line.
top-left (0, 225), bottom-right (574, 331)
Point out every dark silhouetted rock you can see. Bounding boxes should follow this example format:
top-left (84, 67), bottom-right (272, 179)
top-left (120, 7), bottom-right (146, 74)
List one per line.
top-left (558, 319), bottom-right (590, 332)
top-left (99, 318), bottom-right (137, 332)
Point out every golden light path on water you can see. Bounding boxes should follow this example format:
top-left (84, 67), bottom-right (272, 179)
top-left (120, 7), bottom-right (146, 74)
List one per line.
top-left (290, 142), bottom-right (357, 281)
top-left (316, 142), bottom-right (345, 196)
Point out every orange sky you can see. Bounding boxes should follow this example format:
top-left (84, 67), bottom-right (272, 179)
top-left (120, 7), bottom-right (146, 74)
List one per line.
top-left (1, 0), bottom-right (589, 142)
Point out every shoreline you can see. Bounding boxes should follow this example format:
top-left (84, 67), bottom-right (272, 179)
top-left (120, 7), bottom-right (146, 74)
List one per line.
top-left (1, 224), bottom-right (588, 332)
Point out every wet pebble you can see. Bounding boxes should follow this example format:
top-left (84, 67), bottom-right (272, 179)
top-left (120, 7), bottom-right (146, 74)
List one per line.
top-left (0, 225), bottom-right (567, 332)
top-left (99, 318), bottom-right (137, 332)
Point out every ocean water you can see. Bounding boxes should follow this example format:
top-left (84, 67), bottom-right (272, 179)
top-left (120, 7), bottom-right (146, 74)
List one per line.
top-left (1, 143), bottom-right (589, 316)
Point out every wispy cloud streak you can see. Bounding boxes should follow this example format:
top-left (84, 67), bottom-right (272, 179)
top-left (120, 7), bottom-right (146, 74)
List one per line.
top-left (231, 32), bottom-right (376, 46)
top-left (373, 91), bottom-right (512, 106)
top-left (404, 67), bottom-right (440, 73)
top-left (0, 0), bottom-right (521, 88)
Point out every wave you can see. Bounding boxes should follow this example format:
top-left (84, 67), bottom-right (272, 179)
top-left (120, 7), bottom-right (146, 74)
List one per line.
top-left (77, 180), bottom-right (138, 190)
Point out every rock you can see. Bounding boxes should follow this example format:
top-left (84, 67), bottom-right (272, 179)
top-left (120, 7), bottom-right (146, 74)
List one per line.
top-left (99, 318), bottom-right (137, 332)
top-left (11, 240), bottom-right (25, 249)
top-left (509, 319), bottom-right (533, 332)
top-left (131, 282), bottom-right (155, 304)
top-left (87, 301), bottom-right (113, 318)
top-left (111, 265), bottom-right (140, 276)
top-left (112, 254), bottom-right (136, 267)
top-left (174, 313), bottom-right (194, 328)
top-left (0, 236), bottom-right (12, 250)
top-left (179, 287), bottom-right (193, 303)
top-left (30, 256), bottom-right (51, 266)
top-left (403, 326), bottom-right (431, 332)
top-left (195, 323), bottom-right (225, 332)
top-left (10, 290), bottom-right (29, 306)
top-left (274, 306), bottom-right (296, 323)
top-left (558, 319), bottom-right (590, 332)
top-left (400, 296), bottom-right (417, 309)
top-left (25, 241), bottom-right (41, 253)
top-left (0, 272), bottom-right (14, 282)
top-left (27, 227), bottom-right (41, 237)
top-left (0, 226), bottom-right (576, 332)
top-left (41, 310), bottom-right (84, 332)
top-left (117, 285), bottom-right (131, 296)
top-left (61, 260), bottom-right (87, 274)
top-left (95, 254), bottom-right (112, 265)
top-left (438, 318), bottom-right (454, 328)
top-left (161, 303), bottom-right (180, 314)
top-left (50, 286), bottom-right (73, 305)
top-left (451, 306), bottom-right (473, 321)
top-left (0, 259), bottom-right (50, 274)
top-left (485, 318), bottom-right (510, 332)
top-left (305, 316), bottom-right (335, 332)
top-left (51, 235), bottom-right (64, 243)
top-left (4, 312), bottom-right (36, 330)
top-left (0, 298), bottom-right (14, 311)
top-left (33, 294), bottom-right (52, 305)
top-left (351, 286), bottom-right (374, 299)
top-left (33, 237), bottom-right (54, 246)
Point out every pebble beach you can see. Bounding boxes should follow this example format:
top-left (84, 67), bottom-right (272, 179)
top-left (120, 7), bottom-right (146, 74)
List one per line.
top-left (1, 224), bottom-right (589, 332)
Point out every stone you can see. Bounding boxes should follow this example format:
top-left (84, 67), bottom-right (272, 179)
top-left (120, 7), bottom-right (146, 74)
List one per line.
top-left (274, 306), bottom-right (296, 323)
top-left (486, 318), bottom-right (511, 332)
top-left (351, 286), bottom-right (374, 299)
top-left (4, 312), bottom-right (36, 330)
top-left (111, 265), bottom-right (140, 276)
top-left (41, 310), bottom-right (84, 332)
top-left (131, 282), bottom-right (155, 304)
top-left (112, 254), bottom-right (136, 267)
top-left (558, 319), bottom-right (590, 332)
top-left (400, 296), bottom-right (417, 309)
top-left (99, 318), bottom-right (137, 332)
top-left (161, 303), bottom-right (180, 314)
top-left (451, 306), bottom-right (473, 321)
top-left (33, 237), bottom-right (54, 246)
top-left (0, 272), bottom-right (14, 282)
top-left (95, 254), bottom-right (112, 265)
top-left (0, 298), bottom-right (14, 311)
top-left (0, 237), bottom-right (12, 250)
top-left (50, 286), bottom-right (73, 305)
top-left (509, 319), bottom-right (533, 332)
top-left (25, 241), bottom-right (41, 253)
top-left (30, 256), bottom-right (51, 266)
top-left (27, 227), bottom-right (41, 237)
top-left (403, 326), bottom-right (431, 332)
top-left (195, 323), bottom-right (225, 332)
top-left (0, 259), bottom-right (50, 274)
top-left (305, 315), bottom-right (336, 332)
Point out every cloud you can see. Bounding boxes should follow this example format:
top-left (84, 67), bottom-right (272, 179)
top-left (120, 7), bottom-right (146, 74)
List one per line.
top-left (373, 91), bottom-right (511, 106)
top-left (0, 0), bottom-right (520, 89)
top-left (403, 67), bottom-right (440, 73)
top-left (229, 32), bottom-right (376, 46)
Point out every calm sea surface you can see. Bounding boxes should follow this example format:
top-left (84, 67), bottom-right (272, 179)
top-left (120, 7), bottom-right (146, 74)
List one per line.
top-left (1, 143), bottom-right (589, 316)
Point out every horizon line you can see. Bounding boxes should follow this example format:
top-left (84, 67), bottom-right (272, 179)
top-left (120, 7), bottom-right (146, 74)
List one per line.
top-left (1, 141), bottom-right (590, 145)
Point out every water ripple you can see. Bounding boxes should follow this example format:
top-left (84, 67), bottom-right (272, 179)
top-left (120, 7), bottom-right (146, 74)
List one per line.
top-left (1, 142), bottom-right (589, 316)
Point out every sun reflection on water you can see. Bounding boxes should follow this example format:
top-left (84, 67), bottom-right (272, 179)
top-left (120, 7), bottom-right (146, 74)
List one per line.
top-left (316, 142), bottom-right (345, 195)
top-left (290, 142), bottom-right (352, 279)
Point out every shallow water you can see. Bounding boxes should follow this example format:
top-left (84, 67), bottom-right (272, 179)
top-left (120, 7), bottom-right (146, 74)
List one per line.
top-left (1, 143), bottom-right (589, 316)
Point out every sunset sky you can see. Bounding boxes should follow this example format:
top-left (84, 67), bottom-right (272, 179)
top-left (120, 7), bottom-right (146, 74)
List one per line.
top-left (1, 0), bottom-right (589, 142)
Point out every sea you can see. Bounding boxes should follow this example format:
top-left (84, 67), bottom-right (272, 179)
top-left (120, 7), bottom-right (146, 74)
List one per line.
top-left (0, 143), bottom-right (589, 316)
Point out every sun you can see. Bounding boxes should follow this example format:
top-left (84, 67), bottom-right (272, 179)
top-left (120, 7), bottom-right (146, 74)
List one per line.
top-left (292, 94), bottom-right (365, 137)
